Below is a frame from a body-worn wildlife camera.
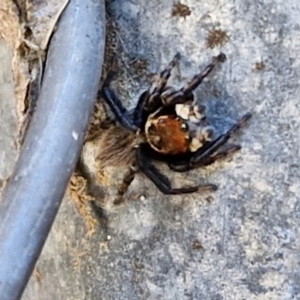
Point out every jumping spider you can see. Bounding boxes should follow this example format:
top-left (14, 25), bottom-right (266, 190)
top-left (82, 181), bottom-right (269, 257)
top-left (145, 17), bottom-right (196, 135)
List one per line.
top-left (100, 52), bottom-right (251, 204)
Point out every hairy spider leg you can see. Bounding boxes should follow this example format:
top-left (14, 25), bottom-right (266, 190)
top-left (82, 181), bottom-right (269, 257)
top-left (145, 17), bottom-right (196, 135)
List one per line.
top-left (136, 145), bottom-right (217, 194)
top-left (168, 145), bottom-right (242, 172)
top-left (157, 52), bottom-right (181, 92)
top-left (145, 52), bottom-right (181, 111)
top-left (203, 145), bottom-right (242, 166)
top-left (132, 53), bottom-right (182, 127)
top-left (191, 112), bottom-right (252, 165)
top-left (203, 144), bottom-right (241, 165)
top-left (113, 165), bottom-right (137, 205)
top-left (183, 52), bottom-right (226, 94)
top-left (168, 113), bottom-right (251, 172)
top-left (132, 90), bottom-right (149, 127)
top-left (101, 72), bottom-right (138, 131)
top-left (161, 52), bottom-right (227, 106)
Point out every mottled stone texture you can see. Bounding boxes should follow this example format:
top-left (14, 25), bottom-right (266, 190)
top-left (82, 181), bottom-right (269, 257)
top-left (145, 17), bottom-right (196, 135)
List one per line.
top-left (0, 39), bottom-right (18, 186)
top-left (1, 0), bottom-right (300, 299)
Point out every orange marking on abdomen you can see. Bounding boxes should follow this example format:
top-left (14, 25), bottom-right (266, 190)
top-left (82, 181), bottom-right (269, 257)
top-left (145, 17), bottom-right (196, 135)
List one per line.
top-left (149, 115), bottom-right (189, 154)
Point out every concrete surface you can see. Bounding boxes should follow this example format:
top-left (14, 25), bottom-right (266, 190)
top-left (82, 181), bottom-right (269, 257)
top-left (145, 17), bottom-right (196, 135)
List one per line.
top-left (1, 0), bottom-right (300, 299)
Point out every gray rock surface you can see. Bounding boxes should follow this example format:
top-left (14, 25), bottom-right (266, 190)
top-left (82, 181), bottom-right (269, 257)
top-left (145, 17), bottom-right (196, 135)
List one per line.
top-left (1, 0), bottom-right (300, 299)
top-left (0, 39), bottom-right (18, 183)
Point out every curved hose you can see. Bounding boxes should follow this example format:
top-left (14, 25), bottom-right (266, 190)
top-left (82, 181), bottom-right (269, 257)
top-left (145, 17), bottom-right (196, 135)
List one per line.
top-left (0, 0), bottom-right (105, 299)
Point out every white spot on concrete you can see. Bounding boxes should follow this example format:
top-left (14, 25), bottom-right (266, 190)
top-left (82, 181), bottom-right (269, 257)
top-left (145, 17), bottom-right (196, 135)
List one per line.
top-left (168, 243), bottom-right (185, 265)
top-left (253, 178), bottom-right (273, 193)
top-left (259, 271), bottom-right (285, 288)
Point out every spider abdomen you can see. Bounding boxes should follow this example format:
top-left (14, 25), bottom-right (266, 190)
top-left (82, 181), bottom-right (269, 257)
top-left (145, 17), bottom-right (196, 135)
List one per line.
top-left (145, 113), bottom-right (190, 155)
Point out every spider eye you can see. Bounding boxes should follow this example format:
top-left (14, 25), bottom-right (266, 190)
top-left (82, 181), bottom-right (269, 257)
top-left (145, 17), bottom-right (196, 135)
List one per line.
top-left (193, 104), bottom-right (206, 120)
top-left (197, 126), bottom-right (215, 141)
top-left (181, 122), bottom-right (189, 131)
top-left (205, 127), bottom-right (215, 140)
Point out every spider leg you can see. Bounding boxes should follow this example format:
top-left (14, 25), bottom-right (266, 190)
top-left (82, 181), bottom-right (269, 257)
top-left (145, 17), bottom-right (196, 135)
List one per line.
top-left (168, 144), bottom-right (241, 172)
top-left (145, 52), bottom-right (181, 111)
top-left (202, 144), bottom-right (241, 166)
top-left (113, 165), bottom-right (137, 205)
top-left (167, 159), bottom-right (192, 173)
top-left (101, 72), bottom-right (137, 131)
top-left (132, 53), bottom-right (182, 127)
top-left (191, 112), bottom-right (252, 165)
top-left (132, 90), bottom-right (148, 127)
top-left (182, 52), bottom-right (226, 95)
top-left (168, 112), bottom-right (251, 172)
top-left (161, 53), bottom-right (227, 106)
top-left (156, 52), bottom-right (181, 92)
top-left (136, 145), bottom-right (217, 194)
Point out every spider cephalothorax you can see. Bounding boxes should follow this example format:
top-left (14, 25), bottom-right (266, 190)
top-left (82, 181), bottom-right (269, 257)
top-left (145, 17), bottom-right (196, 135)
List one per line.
top-left (145, 102), bottom-right (215, 155)
top-left (100, 52), bottom-right (251, 204)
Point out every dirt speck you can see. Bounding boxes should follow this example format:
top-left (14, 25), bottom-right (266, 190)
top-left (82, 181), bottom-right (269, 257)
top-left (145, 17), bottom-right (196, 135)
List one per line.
top-left (171, 2), bottom-right (191, 19)
top-left (206, 29), bottom-right (229, 49)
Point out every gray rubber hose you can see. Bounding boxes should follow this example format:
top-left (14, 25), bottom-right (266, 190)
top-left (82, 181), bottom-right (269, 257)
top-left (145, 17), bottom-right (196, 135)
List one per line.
top-left (0, 0), bottom-right (105, 299)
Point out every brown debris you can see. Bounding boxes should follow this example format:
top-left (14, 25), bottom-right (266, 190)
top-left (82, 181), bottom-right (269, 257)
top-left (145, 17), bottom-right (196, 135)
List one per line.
top-left (103, 18), bottom-right (119, 73)
top-left (254, 61), bottom-right (266, 71)
top-left (68, 173), bottom-right (98, 237)
top-left (192, 240), bottom-right (204, 251)
top-left (72, 249), bottom-right (88, 273)
top-left (33, 267), bottom-right (42, 283)
top-left (206, 29), bottom-right (229, 49)
top-left (171, 2), bottom-right (192, 19)
top-left (85, 102), bottom-right (109, 142)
